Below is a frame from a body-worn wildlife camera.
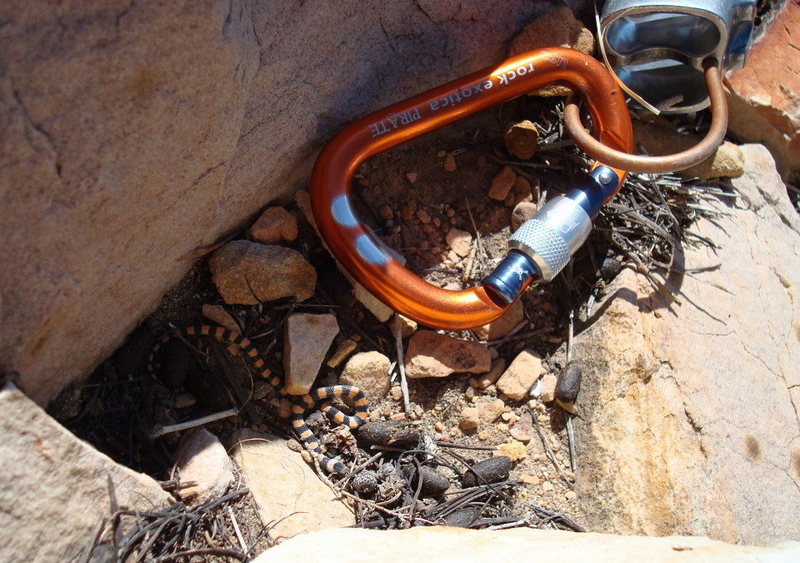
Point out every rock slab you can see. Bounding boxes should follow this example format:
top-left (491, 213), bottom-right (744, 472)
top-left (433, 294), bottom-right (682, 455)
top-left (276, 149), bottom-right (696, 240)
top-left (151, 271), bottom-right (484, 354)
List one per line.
top-left (174, 428), bottom-right (236, 505)
top-left (210, 240), bottom-right (316, 304)
top-left (573, 145), bottom-right (800, 545)
top-left (283, 313), bottom-right (339, 395)
top-left (1, 0), bottom-right (556, 404)
top-left (229, 429), bottom-right (353, 541)
top-left (257, 527), bottom-right (800, 562)
top-left (0, 384), bottom-right (173, 561)
top-left (339, 351), bottom-right (392, 402)
top-left (404, 331), bottom-right (491, 379)
top-left (496, 349), bottom-right (543, 400)
top-left (249, 207), bottom-right (298, 244)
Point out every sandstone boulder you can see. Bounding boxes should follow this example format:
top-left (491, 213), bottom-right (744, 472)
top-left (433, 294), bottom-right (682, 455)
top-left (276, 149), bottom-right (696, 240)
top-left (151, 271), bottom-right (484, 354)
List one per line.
top-left (571, 145), bottom-right (800, 545)
top-left (0, 0), bottom-right (555, 404)
top-left (405, 331), bottom-right (491, 379)
top-left (283, 313), bottom-right (339, 395)
top-left (210, 240), bottom-right (316, 305)
top-left (229, 429), bottom-right (353, 541)
top-left (256, 527), bottom-right (800, 562)
top-left (0, 384), bottom-right (173, 561)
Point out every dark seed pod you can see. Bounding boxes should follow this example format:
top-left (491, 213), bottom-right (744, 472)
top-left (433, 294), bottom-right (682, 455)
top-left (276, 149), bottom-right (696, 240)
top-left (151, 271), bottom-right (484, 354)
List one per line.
top-left (442, 507), bottom-right (483, 528)
top-left (352, 470), bottom-right (379, 496)
top-left (556, 361), bottom-right (582, 404)
top-left (402, 465), bottom-right (450, 498)
top-left (355, 420), bottom-right (419, 448)
top-left (461, 456), bottom-right (512, 488)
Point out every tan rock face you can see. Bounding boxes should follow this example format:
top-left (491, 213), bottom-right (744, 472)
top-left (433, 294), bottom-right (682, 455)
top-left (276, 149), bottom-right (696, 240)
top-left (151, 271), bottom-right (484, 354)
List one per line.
top-left (0, 1), bottom-right (552, 404)
top-left (283, 313), bottom-right (339, 395)
top-left (339, 351), bottom-right (392, 402)
top-left (229, 429), bottom-right (353, 541)
top-left (404, 331), bottom-right (491, 379)
top-left (257, 527), bottom-right (800, 562)
top-left (573, 145), bottom-right (800, 545)
top-left (496, 349), bottom-right (543, 400)
top-left (0, 384), bottom-right (173, 561)
top-left (210, 240), bottom-right (316, 304)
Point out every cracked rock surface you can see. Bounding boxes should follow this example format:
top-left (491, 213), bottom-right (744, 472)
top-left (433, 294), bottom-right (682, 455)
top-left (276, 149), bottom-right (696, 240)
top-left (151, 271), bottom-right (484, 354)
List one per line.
top-left (0, 0), bottom-right (557, 404)
top-left (571, 145), bottom-right (800, 545)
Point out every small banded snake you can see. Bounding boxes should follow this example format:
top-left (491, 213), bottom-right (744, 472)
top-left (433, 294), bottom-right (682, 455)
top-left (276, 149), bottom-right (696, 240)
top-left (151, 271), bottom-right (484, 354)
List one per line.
top-left (147, 324), bottom-right (368, 473)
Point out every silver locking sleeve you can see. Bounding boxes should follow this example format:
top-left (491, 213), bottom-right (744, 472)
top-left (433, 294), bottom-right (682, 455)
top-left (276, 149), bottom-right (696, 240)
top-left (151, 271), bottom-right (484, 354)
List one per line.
top-left (508, 196), bottom-right (592, 282)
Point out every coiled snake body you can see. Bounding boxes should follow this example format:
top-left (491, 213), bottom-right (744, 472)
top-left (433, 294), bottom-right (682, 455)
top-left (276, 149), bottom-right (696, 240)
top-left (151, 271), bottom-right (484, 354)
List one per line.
top-left (147, 324), bottom-right (368, 473)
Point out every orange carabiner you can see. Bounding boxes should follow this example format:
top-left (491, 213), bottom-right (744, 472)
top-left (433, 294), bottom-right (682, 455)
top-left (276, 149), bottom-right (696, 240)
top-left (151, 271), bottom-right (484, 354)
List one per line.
top-left (311, 47), bottom-right (633, 330)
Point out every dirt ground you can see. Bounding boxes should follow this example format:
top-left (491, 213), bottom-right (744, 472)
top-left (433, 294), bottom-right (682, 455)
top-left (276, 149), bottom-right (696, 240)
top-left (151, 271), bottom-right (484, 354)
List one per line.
top-left (52, 94), bottom-right (625, 558)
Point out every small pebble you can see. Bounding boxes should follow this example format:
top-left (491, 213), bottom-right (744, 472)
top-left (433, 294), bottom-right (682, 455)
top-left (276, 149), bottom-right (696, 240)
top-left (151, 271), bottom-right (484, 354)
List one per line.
top-left (459, 407), bottom-right (480, 431)
top-left (565, 490), bottom-right (577, 501)
top-left (539, 373), bottom-right (558, 403)
top-left (541, 480), bottom-right (554, 492)
top-left (379, 204), bottom-right (394, 221)
top-left (434, 421), bottom-right (445, 432)
top-left (406, 172), bottom-right (418, 184)
top-left (326, 338), bottom-right (358, 368)
top-left (509, 410), bottom-right (534, 442)
top-left (417, 209), bottom-right (432, 224)
top-left (477, 430), bottom-right (490, 441)
top-left (504, 120), bottom-right (539, 160)
top-left (496, 440), bottom-right (527, 461)
top-left (174, 393), bottom-right (196, 409)
top-left (390, 386), bottom-right (403, 401)
top-left (443, 153), bottom-right (457, 172)
top-left (488, 166), bottom-right (517, 201)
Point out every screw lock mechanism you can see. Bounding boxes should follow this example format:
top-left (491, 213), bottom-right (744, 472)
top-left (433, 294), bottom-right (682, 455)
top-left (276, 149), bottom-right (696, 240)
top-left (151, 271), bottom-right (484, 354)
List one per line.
top-left (600, 0), bottom-right (757, 113)
top-left (484, 167), bottom-right (620, 303)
